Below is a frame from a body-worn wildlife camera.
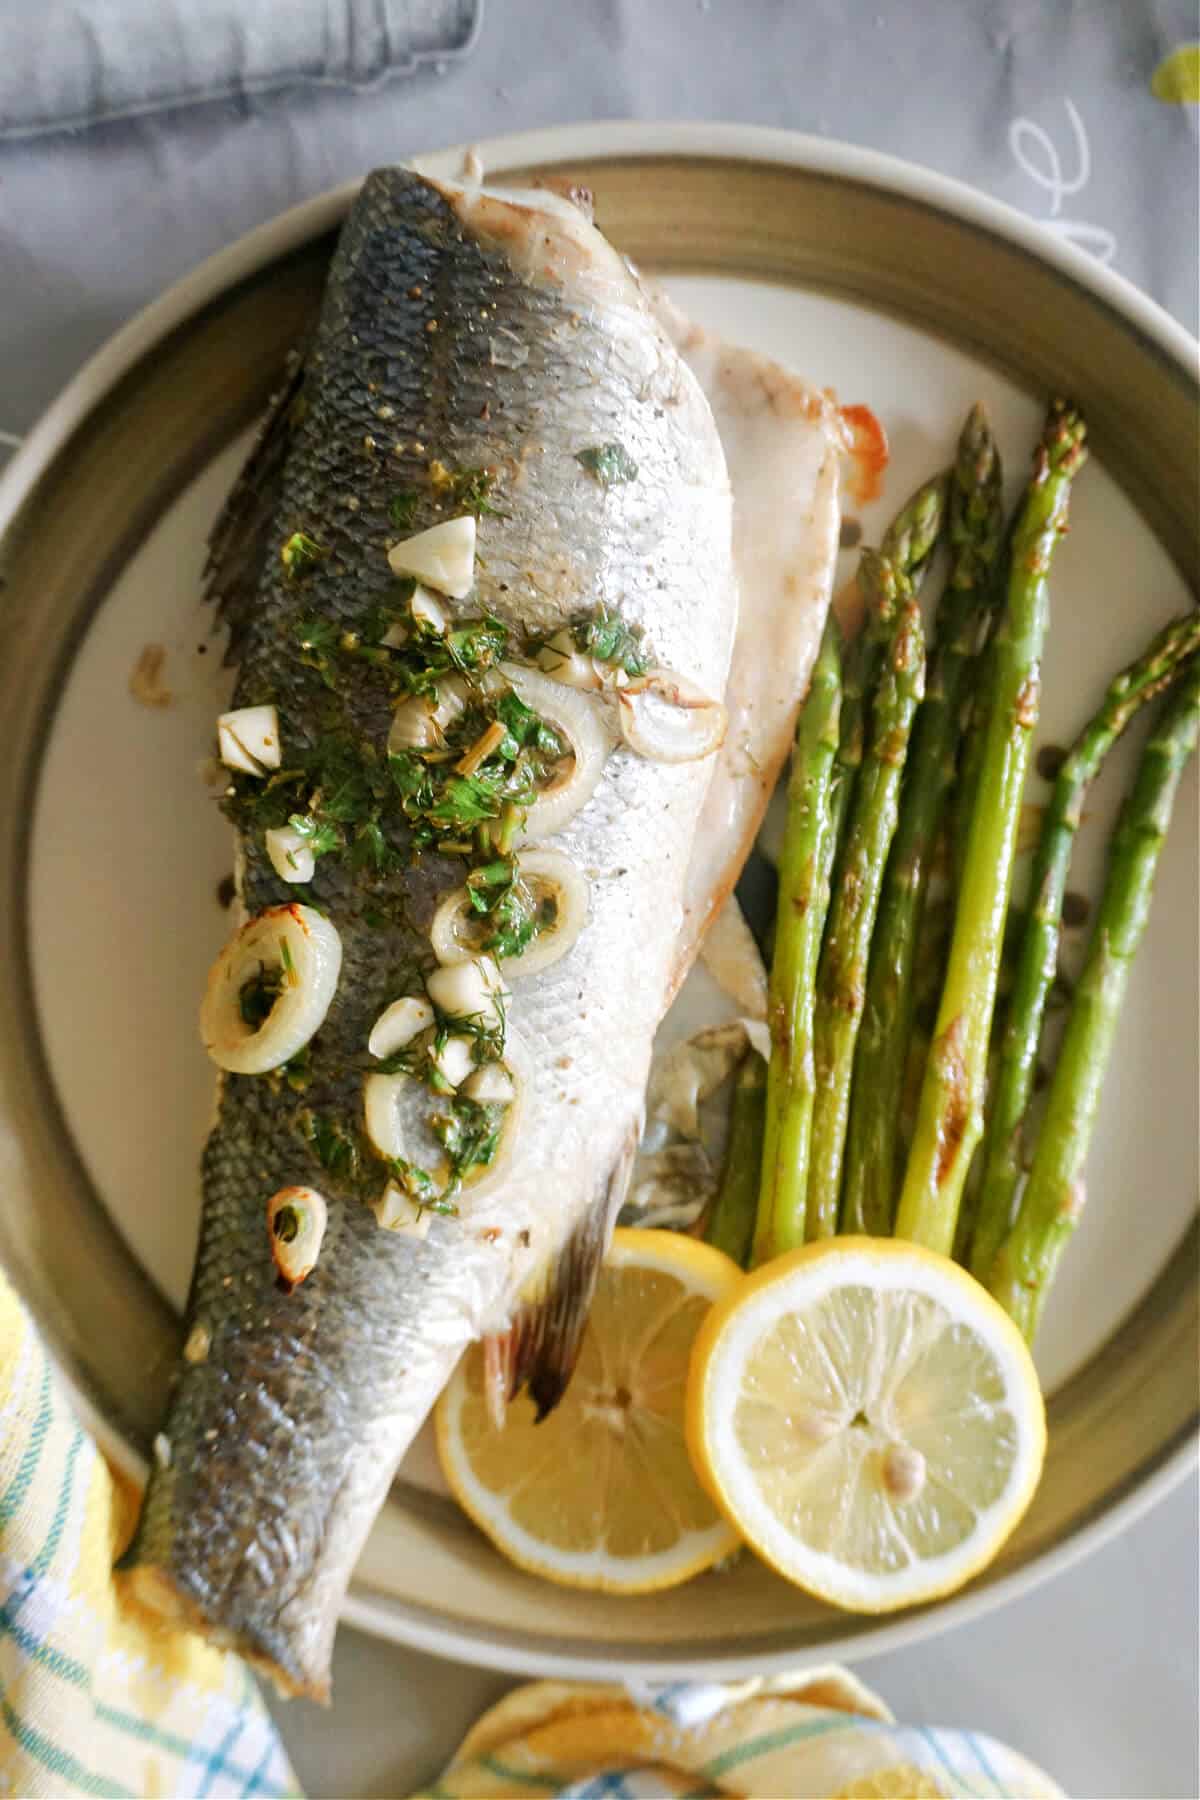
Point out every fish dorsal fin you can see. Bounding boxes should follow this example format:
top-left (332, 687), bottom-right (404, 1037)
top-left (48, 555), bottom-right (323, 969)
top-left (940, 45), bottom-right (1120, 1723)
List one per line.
top-left (204, 352), bottom-right (308, 663)
top-left (487, 1124), bottom-right (639, 1421)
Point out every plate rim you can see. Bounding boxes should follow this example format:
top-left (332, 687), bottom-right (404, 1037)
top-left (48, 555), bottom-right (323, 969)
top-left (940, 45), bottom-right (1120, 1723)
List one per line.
top-left (2, 118), bottom-right (1196, 1680)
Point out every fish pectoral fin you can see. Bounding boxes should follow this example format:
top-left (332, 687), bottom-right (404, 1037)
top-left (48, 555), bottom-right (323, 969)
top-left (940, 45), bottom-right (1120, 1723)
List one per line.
top-left (487, 1122), bottom-right (639, 1423)
top-left (204, 348), bottom-right (311, 663)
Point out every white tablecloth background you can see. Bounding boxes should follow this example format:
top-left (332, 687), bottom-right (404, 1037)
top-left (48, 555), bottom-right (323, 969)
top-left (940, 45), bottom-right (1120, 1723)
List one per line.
top-left (2, 2), bottom-right (1196, 1794)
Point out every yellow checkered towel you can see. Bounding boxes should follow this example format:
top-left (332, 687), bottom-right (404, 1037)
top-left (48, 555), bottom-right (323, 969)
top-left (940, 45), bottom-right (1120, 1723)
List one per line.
top-left (419, 1675), bottom-right (1064, 1799)
top-left (0, 1266), bottom-right (1062, 1799)
top-left (0, 1268), bottom-right (297, 1797)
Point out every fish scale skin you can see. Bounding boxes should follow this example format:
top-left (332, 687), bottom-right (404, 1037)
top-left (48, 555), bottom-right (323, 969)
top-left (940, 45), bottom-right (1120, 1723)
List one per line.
top-left (121, 168), bottom-right (733, 1697)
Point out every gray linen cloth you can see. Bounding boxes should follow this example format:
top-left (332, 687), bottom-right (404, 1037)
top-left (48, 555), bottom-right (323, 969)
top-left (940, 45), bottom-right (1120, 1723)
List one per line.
top-left (0, 0), bottom-right (480, 139)
top-left (0, 0), bottom-right (1195, 457)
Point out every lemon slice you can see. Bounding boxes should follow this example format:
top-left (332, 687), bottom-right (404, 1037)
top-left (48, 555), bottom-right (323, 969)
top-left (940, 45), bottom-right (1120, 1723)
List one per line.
top-left (687, 1237), bottom-right (1045, 1613)
top-left (437, 1228), bottom-right (743, 1592)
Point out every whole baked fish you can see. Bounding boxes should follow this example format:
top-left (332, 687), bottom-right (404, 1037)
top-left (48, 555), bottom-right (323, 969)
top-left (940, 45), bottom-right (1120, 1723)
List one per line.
top-left (119, 167), bottom-right (734, 1698)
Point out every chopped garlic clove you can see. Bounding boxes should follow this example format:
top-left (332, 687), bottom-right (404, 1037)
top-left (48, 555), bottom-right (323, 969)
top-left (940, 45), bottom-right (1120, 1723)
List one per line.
top-left (267, 1186), bottom-right (328, 1288)
top-left (461, 1062), bottom-right (515, 1104)
top-left (429, 1033), bottom-right (477, 1090)
top-left (364, 1073), bottom-right (408, 1160)
top-left (368, 995), bottom-right (435, 1059)
top-left (410, 585), bottom-right (448, 634)
top-left (266, 826), bottom-right (315, 884)
top-left (388, 676), bottom-right (469, 754)
top-left (426, 955), bottom-right (507, 1030)
top-left (372, 1183), bottom-right (432, 1239)
top-left (217, 704), bottom-right (281, 776)
top-left (535, 628), bottom-right (602, 690)
top-left (387, 515), bottom-right (476, 598)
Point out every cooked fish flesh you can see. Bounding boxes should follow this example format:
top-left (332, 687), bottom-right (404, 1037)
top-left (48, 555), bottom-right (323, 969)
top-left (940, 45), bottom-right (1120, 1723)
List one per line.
top-left (119, 167), bottom-right (734, 1698)
top-left (651, 293), bottom-right (845, 987)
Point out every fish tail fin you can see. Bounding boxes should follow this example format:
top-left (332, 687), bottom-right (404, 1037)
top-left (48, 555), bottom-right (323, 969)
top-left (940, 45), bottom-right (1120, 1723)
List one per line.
top-left (486, 1123), bottom-right (639, 1422)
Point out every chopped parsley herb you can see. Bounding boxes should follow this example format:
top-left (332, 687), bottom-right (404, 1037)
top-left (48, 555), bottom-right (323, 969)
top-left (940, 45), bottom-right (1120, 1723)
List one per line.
top-left (281, 1046), bottom-right (311, 1093)
top-left (386, 1157), bottom-right (459, 1215)
top-left (575, 604), bottom-right (648, 676)
top-left (296, 614), bottom-right (341, 688)
top-left (389, 750), bottom-right (436, 810)
top-left (429, 460), bottom-right (505, 517)
top-left (389, 491), bottom-right (420, 530)
top-left (287, 813), bottom-right (342, 860)
top-left (445, 616), bottom-right (508, 675)
top-left (433, 1097), bottom-right (507, 1195)
top-left (494, 689), bottom-right (565, 758)
top-left (575, 442), bottom-right (639, 486)
top-left (296, 616), bottom-right (339, 655)
top-left (350, 818), bottom-right (398, 875)
top-left (425, 772), bottom-right (505, 832)
top-left (319, 767), bottom-right (374, 823)
top-left (281, 531), bottom-right (327, 578)
top-left (462, 858), bottom-right (541, 960)
top-left (301, 1110), bottom-right (361, 1181)
top-left (466, 858), bottom-right (513, 897)
top-left (483, 877), bottom-right (539, 960)
top-left (278, 937), bottom-right (297, 983)
top-left (239, 965), bottom-right (283, 1029)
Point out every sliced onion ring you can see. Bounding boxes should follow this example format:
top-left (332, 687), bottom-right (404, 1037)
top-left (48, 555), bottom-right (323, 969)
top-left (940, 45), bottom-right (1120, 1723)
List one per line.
top-left (500, 661), bottom-right (611, 840)
top-left (617, 666), bottom-right (726, 764)
top-left (363, 1031), bottom-right (529, 1206)
top-left (267, 1186), bottom-right (328, 1288)
top-left (200, 904), bottom-right (342, 1074)
top-left (429, 848), bottom-right (589, 978)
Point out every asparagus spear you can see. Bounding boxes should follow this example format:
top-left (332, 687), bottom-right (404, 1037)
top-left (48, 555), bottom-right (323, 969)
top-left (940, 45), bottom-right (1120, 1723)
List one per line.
top-left (969, 609), bottom-right (1200, 1280)
top-left (752, 615), bottom-right (842, 1263)
top-left (989, 654), bottom-right (1200, 1336)
top-left (708, 1053), bottom-right (768, 1268)
top-left (842, 406), bottom-right (1004, 1236)
top-left (895, 401), bottom-right (1088, 1256)
top-left (826, 476), bottom-right (949, 860)
top-left (881, 471), bottom-right (950, 580)
top-left (807, 575), bottom-right (925, 1238)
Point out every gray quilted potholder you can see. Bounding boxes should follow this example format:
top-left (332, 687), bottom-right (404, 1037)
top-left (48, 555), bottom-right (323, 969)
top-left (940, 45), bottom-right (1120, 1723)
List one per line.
top-left (0, 0), bottom-right (481, 140)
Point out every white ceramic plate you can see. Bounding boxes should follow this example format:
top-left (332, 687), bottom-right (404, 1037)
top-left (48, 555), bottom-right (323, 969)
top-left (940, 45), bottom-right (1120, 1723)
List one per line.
top-left (1, 123), bottom-right (1196, 1679)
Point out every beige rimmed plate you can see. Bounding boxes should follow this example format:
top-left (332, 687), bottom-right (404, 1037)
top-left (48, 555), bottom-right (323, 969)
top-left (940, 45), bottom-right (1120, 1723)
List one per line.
top-left (0, 122), bottom-right (1195, 1680)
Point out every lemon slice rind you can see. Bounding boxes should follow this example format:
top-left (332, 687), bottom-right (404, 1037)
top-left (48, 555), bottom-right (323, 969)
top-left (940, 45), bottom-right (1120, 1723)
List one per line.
top-left (687, 1237), bottom-right (1046, 1614)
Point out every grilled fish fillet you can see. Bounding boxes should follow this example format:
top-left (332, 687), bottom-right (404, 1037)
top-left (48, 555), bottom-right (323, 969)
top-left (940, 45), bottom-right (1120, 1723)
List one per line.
top-left (120, 167), bottom-right (734, 1698)
top-left (653, 292), bottom-right (846, 986)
